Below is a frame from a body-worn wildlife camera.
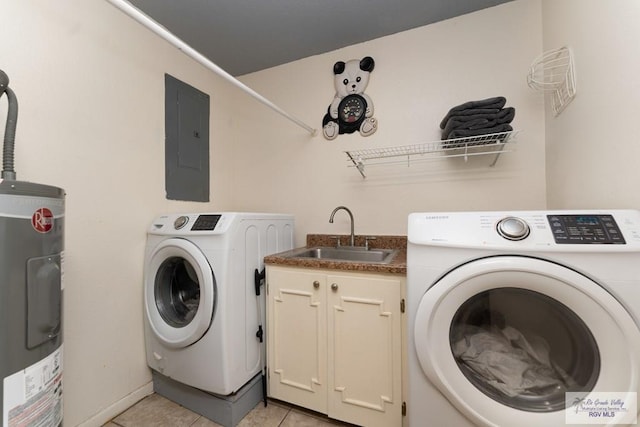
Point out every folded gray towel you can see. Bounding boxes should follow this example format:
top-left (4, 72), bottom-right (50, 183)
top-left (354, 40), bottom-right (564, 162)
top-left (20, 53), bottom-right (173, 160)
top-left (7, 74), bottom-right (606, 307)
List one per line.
top-left (439, 108), bottom-right (501, 129)
top-left (446, 107), bottom-right (515, 126)
top-left (440, 97), bottom-right (507, 129)
top-left (444, 119), bottom-right (497, 139)
top-left (449, 118), bottom-right (494, 130)
top-left (444, 123), bottom-right (513, 141)
top-left (442, 107), bottom-right (516, 138)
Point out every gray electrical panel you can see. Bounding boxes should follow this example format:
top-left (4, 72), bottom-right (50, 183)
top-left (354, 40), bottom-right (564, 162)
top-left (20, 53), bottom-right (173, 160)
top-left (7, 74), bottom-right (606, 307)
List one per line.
top-left (165, 74), bottom-right (210, 202)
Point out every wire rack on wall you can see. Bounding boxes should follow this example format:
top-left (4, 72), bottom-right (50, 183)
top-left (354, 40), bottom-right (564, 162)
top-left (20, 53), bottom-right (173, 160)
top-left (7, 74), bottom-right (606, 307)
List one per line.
top-left (345, 130), bottom-right (519, 178)
top-left (527, 47), bottom-right (576, 116)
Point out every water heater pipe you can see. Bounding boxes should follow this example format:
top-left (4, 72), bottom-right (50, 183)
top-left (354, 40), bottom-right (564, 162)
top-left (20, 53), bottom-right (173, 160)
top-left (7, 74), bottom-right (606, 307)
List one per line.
top-left (106, 0), bottom-right (317, 136)
top-left (0, 69), bottom-right (18, 181)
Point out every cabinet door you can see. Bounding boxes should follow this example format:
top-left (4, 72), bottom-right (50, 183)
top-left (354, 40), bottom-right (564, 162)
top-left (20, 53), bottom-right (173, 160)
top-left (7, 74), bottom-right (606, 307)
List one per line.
top-left (327, 274), bottom-right (402, 427)
top-left (267, 267), bottom-right (328, 413)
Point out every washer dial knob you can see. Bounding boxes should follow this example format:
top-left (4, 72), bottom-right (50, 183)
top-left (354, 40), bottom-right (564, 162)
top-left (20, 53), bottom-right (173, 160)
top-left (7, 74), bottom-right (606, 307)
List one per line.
top-left (497, 217), bottom-right (530, 240)
top-left (174, 216), bottom-right (189, 230)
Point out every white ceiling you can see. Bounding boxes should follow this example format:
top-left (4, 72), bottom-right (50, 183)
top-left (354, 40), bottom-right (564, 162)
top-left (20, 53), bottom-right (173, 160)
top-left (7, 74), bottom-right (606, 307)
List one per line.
top-left (126, 0), bottom-right (515, 76)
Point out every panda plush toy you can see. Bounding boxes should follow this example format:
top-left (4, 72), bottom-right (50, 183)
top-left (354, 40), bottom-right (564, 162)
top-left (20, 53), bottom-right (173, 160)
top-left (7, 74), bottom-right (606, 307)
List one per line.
top-left (322, 56), bottom-right (377, 140)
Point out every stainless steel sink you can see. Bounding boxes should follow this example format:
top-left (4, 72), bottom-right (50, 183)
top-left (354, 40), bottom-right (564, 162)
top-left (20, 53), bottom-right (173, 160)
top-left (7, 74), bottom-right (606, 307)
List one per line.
top-left (288, 246), bottom-right (397, 264)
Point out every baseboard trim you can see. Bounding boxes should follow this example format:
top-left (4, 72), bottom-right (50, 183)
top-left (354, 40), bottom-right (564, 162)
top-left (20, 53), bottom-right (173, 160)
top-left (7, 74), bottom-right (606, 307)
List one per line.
top-left (77, 382), bottom-right (154, 427)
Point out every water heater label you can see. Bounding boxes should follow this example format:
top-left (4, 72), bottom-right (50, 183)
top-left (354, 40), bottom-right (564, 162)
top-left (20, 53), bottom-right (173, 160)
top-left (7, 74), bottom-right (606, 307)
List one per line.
top-left (3, 346), bottom-right (63, 427)
top-left (31, 208), bottom-right (53, 233)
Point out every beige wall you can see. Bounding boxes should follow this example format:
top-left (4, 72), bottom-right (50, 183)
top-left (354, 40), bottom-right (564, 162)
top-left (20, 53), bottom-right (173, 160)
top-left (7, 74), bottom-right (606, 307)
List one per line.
top-left (1, 1), bottom-right (238, 425)
top-left (543, 0), bottom-right (640, 209)
top-left (1, 0), bottom-right (549, 426)
top-left (237, 0), bottom-right (546, 247)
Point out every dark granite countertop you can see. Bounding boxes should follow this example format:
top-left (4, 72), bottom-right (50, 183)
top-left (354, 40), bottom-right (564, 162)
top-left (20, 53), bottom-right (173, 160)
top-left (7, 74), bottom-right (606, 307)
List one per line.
top-left (264, 234), bottom-right (407, 275)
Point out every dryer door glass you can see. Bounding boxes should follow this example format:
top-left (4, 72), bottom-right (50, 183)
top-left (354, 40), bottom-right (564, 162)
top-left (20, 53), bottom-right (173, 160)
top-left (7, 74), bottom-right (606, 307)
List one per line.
top-left (414, 256), bottom-right (640, 426)
top-left (450, 287), bottom-right (600, 412)
top-left (155, 256), bottom-right (201, 327)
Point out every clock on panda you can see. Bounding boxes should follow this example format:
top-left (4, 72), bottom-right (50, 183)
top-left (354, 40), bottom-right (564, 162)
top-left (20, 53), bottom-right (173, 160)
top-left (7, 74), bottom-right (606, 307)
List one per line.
top-left (337, 94), bottom-right (367, 133)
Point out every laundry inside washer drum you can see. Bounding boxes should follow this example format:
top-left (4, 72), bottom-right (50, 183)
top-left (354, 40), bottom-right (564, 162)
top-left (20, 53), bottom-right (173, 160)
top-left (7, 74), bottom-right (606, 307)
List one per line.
top-left (155, 257), bottom-right (202, 328)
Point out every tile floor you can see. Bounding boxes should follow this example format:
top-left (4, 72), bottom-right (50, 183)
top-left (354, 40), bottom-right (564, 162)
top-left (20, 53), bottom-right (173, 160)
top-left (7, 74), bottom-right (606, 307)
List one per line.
top-left (103, 393), bottom-right (357, 427)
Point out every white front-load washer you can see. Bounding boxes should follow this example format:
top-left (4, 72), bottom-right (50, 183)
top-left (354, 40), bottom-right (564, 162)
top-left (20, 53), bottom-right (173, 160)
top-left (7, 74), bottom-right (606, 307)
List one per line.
top-left (407, 210), bottom-right (640, 427)
top-left (144, 212), bottom-right (294, 395)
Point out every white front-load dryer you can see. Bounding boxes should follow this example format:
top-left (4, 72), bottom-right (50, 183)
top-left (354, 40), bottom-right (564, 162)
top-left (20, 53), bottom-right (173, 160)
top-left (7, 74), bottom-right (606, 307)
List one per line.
top-left (144, 212), bottom-right (294, 395)
top-left (407, 210), bottom-right (640, 427)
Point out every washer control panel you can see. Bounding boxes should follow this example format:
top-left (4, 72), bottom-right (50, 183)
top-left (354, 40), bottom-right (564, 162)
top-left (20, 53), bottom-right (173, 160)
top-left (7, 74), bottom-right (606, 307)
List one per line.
top-left (547, 214), bottom-right (625, 244)
top-left (191, 214), bottom-right (222, 231)
top-left (149, 213), bottom-right (238, 235)
top-left (174, 215), bottom-right (189, 230)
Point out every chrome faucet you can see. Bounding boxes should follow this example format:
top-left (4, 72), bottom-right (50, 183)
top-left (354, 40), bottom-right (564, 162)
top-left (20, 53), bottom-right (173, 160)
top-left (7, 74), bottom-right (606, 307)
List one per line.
top-left (329, 206), bottom-right (355, 247)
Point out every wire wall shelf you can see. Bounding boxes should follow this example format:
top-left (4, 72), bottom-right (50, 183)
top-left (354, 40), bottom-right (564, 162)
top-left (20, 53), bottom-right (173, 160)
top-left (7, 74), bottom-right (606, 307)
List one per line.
top-left (345, 130), bottom-right (519, 178)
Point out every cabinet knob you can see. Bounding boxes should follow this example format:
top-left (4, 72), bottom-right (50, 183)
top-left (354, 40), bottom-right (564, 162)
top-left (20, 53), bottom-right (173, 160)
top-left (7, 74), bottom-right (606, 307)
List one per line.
top-left (313, 280), bottom-right (320, 289)
top-left (331, 283), bottom-right (338, 291)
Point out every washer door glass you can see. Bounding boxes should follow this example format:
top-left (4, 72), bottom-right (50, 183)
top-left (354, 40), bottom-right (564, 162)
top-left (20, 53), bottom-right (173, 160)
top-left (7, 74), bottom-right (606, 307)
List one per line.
top-left (155, 256), bottom-right (201, 328)
top-left (145, 238), bottom-right (216, 348)
top-left (450, 287), bottom-right (599, 412)
top-left (414, 256), bottom-right (640, 427)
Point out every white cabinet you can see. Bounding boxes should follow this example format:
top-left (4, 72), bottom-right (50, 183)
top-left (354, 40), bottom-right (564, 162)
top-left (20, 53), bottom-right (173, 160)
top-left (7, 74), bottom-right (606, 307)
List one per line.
top-left (267, 267), bottom-right (328, 413)
top-left (266, 265), bottom-right (404, 427)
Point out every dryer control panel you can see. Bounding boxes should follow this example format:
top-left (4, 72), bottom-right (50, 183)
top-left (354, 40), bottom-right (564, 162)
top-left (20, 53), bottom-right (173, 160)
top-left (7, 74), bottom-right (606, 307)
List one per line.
top-left (408, 210), bottom-right (640, 251)
top-left (547, 214), bottom-right (625, 244)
